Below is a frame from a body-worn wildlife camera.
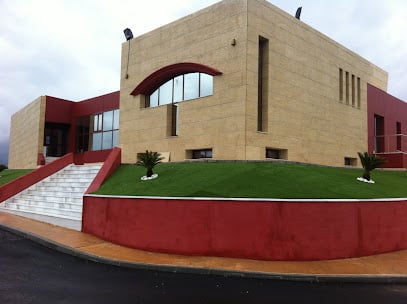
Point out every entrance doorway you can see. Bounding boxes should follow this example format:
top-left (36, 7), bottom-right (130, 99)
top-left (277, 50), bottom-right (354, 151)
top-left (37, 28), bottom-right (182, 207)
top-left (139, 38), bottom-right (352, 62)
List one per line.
top-left (44, 123), bottom-right (70, 157)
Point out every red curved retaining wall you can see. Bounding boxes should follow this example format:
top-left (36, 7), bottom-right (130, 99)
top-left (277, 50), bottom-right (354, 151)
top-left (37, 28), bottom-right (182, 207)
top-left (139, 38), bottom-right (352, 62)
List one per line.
top-left (82, 196), bottom-right (407, 261)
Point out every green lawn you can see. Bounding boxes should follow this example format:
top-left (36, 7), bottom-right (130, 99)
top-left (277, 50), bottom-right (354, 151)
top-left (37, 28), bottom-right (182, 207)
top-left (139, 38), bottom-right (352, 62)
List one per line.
top-left (0, 169), bottom-right (33, 186)
top-left (93, 162), bottom-right (407, 199)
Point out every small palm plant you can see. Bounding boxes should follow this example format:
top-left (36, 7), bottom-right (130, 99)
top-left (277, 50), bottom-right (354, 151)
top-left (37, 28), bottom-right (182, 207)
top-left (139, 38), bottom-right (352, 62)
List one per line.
top-left (357, 152), bottom-right (386, 181)
top-left (137, 150), bottom-right (163, 178)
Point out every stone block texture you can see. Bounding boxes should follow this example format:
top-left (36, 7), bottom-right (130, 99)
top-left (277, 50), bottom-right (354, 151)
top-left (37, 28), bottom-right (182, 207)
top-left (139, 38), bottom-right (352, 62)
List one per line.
top-left (119, 0), bottom-right (388, 166)
top-left (8, 96), bottom-right (45, 169)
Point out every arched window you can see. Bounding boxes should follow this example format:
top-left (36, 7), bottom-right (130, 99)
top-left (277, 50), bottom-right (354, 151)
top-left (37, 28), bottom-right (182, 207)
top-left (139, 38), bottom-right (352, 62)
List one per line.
top-left (147, 72), bottom-right (213, 107)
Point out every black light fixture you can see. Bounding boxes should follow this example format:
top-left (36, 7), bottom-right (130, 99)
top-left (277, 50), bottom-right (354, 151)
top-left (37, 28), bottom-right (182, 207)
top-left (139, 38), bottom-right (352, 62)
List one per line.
top-left (123, 28), bottom-right (133, 79)
top-left (295, 7), bottom-right (302, 20)
top-left (123, 28), bottom-right (133, 41)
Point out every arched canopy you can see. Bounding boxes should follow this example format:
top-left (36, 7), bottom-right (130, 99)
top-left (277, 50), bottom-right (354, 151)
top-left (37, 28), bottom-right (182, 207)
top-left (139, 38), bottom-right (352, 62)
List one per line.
top-left (130, 62), bottom-right (222, 96)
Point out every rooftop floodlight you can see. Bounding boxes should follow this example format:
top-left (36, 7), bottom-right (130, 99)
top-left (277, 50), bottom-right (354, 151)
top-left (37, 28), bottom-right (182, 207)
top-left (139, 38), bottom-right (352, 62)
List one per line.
top-left (123, 28), bottom-right (133, 79)
top-left (123, 28), bottom-right (133, 41)
top-left (295, 7), bottom-right (302, 20)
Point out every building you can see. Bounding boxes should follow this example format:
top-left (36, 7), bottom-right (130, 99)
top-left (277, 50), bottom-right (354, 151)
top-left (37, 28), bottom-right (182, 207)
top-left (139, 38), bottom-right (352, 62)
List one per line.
top-left (8, 0), bottom-right (407, 169)
top-left (8, 93), bottom-right (119, 169)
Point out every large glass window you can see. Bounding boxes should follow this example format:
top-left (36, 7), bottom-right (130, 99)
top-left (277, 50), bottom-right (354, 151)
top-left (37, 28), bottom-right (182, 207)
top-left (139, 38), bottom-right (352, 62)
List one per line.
top-left (147, 72), bottom-right (213, 107)
top-left (92, 132), bottom-right (102, 151)
top-left (75, 109), bottom-right (120, 152)
top-left (200, 73), bottom-right (213, 97)
top-left (173, 75), bottom-right (183, 102)
top-left (159, 80), bottom-right (173, 105)
top-left (184, 72), bottom-right (200, 100)
top-left (103, 110), bottom-right (114, 131)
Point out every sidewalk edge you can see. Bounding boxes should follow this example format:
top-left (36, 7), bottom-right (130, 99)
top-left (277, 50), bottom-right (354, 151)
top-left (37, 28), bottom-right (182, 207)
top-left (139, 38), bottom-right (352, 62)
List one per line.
top-left (1, 223), bottom-right (406, 284)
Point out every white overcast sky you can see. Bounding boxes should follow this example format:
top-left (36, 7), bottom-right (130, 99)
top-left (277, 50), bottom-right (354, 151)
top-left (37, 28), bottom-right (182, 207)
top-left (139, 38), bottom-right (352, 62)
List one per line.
top-left (1, 0), bottom-right (407, 165)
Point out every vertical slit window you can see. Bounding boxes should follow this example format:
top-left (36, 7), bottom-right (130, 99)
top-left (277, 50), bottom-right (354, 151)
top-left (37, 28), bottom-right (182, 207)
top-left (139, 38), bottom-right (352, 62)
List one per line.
top-left (357, 77), bottom-right (361, 108)
top-left (258, 36), bottom-right (269, 132)
top-left (397, 122), bottom-right (402, 151)
top-left (345, 71), bottom-right (349, 104)
top-left (339, 68), bottom-right (343, 101)
top-left (351, 74), bottom-right (355, 106)
top-left (171, 104), bottom-right (178, 136)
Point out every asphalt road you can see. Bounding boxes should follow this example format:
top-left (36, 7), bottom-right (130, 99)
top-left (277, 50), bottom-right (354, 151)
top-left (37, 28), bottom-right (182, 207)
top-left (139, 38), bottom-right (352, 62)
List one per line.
top-left (0, 227), bottom-right (406, 304)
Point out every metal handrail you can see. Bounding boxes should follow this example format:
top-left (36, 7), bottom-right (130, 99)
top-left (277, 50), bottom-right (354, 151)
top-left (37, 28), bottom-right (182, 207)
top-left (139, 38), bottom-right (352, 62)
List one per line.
top-left (372, 133), bottom-right (407, 153)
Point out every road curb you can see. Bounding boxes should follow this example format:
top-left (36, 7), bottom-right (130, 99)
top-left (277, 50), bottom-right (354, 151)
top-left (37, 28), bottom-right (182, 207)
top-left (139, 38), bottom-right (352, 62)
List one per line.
top-left (1, 222), bottom-right (407, 284)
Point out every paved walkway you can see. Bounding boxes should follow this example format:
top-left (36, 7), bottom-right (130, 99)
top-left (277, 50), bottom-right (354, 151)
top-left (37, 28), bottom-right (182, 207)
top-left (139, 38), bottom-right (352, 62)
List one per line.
top-left (1, 211), bottom-right (406, 282)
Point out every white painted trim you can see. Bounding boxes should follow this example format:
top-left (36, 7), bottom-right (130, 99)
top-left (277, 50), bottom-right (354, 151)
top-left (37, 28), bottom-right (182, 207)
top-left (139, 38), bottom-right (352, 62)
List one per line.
top-left (84, 194), bottom-right (407, 203)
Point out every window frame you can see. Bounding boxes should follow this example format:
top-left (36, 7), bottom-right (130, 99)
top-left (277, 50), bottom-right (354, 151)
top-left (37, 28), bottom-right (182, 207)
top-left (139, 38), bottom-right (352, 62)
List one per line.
top-left (147, 72), bottom-right (213, 108)
top-left (75, 109), bottom-right (120, 152)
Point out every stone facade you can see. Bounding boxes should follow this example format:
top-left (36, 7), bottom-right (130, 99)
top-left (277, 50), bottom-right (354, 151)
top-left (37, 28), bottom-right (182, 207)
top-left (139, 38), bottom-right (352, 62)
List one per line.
top-left (119, 0), bottom-right (388, 166)
top-left (8, 0), bottom-right (390, 168)
top-left (8, 96), bottom-right (46, 169)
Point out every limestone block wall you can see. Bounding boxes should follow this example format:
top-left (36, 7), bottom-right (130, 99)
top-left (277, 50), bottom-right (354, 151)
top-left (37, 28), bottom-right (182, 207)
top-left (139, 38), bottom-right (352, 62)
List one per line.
top-left (119, 0), bottom-right (389, 167)
top-left (8, 96), bottom-right (46, 169)
top-left (120, 0), bottom-right (249, 163)
top-left (244, 0), bottom-right (388, 166)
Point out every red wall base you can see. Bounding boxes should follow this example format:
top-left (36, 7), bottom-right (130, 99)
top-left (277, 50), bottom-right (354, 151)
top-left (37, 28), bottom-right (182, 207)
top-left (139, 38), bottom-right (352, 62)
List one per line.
top-left (376, 153), bottom-right (407, 168)
top-left (82, 196), bottom-right (407, 261)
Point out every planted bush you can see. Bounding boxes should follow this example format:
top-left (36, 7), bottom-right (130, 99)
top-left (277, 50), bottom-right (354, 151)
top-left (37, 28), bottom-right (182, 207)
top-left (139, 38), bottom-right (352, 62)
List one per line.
top-left (136, 150), bottom-right (163, 178)
top-left (358, 152), bottom-right (386, 181)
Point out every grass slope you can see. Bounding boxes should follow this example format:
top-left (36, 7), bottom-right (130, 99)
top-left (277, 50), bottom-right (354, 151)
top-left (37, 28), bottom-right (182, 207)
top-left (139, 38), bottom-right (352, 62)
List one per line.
top-left (94, 162), bottom-right (407, 199)
top-left (0, 169), bottom-right (33, 186)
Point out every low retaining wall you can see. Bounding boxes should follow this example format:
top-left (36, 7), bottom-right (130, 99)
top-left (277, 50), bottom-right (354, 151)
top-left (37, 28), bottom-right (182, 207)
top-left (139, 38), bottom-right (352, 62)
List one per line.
top-left (82, 196), bottom-right (407, 261)
top-left (86, 147), bottom-right (121, 194)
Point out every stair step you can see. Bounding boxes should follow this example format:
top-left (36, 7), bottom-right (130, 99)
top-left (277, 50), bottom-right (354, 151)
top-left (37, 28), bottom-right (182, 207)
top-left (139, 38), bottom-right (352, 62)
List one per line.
top-left (5, 203), bottom-right (82, 219)
top-left (23, 191), bottom-right (84, 198)
top-left (33, 186), bottom-right (88, 193)
top-left (18, 192), bottom-right (83, 204)
top-left (31, 182), bottom-right (90, 189)
top-left (9, 198), bottom-right (82, 210)
top-left (1, 163), bottom-right (102, 230)
top-left (48, 177), bottom-right (95, 183)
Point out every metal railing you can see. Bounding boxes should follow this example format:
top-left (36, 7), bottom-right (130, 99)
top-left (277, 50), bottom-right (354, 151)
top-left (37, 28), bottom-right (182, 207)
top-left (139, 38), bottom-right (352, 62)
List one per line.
top-left (373, 134), bottom-right (407, 154)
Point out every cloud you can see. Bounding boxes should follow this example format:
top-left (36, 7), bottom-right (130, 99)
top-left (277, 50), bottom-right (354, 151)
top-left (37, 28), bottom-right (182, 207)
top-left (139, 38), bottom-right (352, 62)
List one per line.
top-left (0, 0), bottom-right (220, 165)
top-left (271, 0), bottom-right (407, 99)
top-left (0, 139), bottom-right (8, 166)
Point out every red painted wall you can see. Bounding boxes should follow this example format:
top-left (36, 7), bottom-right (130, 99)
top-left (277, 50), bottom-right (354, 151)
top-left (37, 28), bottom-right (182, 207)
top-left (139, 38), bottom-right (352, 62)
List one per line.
top-left (367, 84), bottom-right (407, 167)
top-left (82, 196), bottom-right (407, 261)
top-left (75, 150), bottom-right (114, 164)
top-left (45, 96), bottom-right (73, 124)
top-left (70, 91), bottom-right (120, 154)
top-left (44, 92), bottom-right (120, 156)
top-left (72, 91), bottom-right (120, 117)
top-left (86, 147), bottom-right (121, 194)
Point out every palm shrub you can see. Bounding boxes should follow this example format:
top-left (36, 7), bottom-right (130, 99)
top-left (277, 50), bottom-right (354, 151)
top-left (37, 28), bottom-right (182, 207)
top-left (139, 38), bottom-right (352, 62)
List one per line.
top-left (357, 152), bottom-right (386, 181)
top-left (137, 150), bottom-right (163, 177)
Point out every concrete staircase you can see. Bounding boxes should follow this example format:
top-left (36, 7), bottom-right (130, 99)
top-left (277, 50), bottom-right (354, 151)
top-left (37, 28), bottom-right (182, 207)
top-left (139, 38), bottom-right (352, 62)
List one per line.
top-left (0, 164), bottom-right (102, 231)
